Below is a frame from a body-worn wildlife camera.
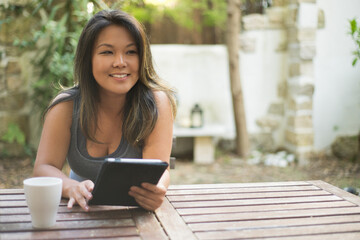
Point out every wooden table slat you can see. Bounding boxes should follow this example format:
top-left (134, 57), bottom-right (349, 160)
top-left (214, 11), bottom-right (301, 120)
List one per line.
top-left (176, 200), bottom-right (356, 215)
top-left (1, 209), bottom-right (133, 223)
top-left (168, 181), bottom-right (311, 190)
top-left (182, 206), bottom-right (360, 223)
top-left (171, 195), bottom-right (342, 208)
top-left (166, 185), bottom-right (320, 196)
top-left (167, 189), bottom-right (331, 202)
top-left (0, 189), bottom-right (23, 194)
top-left (194, 222), bottom-right (360, 240)
top-left (188, 214), bottom-right (360, 231)
top-left (309, 180), bottom-right (360, 206)
top-left (130, 208), bottom-right (168, 240)
top-left (1, 218), bottom-right (135, 232)
top-left (0, 227), bottom-right (139, 240)
top-left (155, 198), bottom-right (196, 240)
top-left (0, 205), bottom-right (135, 215)
top-left (273, 232), bottom-right (360, 240)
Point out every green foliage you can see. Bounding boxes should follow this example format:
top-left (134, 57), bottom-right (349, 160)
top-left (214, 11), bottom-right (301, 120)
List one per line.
top-left (1, 123), bottom-right (33, 156)
top-left (1, 123), bottom-right (26, 145)
top-left (164, 0), bottom-right (227, 30)
top-left (349, 18), bottom-right (360, 66)
top-left (19, 0), bottom-right (106, 110)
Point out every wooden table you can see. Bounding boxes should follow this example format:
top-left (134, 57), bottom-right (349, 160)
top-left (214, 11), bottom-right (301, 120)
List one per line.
top-left (1, 180), bottom-right (360, 239)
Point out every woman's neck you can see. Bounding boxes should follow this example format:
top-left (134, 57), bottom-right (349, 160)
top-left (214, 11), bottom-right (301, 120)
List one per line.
top-left (98, 92), bottom-right (126, 117)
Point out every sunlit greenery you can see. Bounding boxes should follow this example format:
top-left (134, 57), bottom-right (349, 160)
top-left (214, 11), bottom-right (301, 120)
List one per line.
top-left (349, 18), bottom-right (360, 66)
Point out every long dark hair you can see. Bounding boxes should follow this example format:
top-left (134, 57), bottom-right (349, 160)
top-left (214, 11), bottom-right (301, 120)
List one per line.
top-left (46, 10), bottom-right (176, 147)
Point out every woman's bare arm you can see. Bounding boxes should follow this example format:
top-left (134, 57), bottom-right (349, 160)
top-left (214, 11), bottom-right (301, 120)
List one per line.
top-left (33, 99), bottom-right (93, 211)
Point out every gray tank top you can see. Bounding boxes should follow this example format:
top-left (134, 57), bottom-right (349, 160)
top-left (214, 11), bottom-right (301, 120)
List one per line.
top-left (66, 94), bottom-right (142, 182)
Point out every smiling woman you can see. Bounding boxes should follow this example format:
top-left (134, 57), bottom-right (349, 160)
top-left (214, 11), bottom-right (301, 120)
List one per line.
top-left (92, 25), bottom-right (140, 97)
top-left (32, 9), bottom-right (177, 212)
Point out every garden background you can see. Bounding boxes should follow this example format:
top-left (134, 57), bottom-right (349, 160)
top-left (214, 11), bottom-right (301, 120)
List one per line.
top-left (0, 0), bottom-right (359, 192)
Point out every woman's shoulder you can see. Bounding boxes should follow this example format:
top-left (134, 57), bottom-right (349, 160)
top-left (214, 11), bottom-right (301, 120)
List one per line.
top-left (52, 87), bottom-right (80, 104)
top-left (46, 87), bottom-right (80, 120)
top-left (152, 90), bottom-right (177, 118)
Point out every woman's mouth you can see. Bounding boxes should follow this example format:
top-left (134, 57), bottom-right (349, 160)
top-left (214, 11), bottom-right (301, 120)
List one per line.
top-left (110, 73), bottom-right (129, 78)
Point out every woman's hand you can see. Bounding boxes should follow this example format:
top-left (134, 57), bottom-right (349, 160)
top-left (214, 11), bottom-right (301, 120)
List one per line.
top-left (128, 182), bottom-right (167, 211)
top-left (66, 180), bottom-right (94, 211)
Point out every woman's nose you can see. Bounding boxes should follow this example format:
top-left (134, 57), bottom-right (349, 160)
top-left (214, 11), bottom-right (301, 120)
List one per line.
top-left (113, 54), bottom-right (126, 68)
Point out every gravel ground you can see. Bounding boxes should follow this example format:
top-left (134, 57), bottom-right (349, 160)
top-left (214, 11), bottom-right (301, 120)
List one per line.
top-left (1, 152), bottom-right (359, 192)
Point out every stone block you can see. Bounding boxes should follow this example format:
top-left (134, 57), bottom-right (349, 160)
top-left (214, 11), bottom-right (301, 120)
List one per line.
top-left (288, 42), bottom-right (316, 60)
top-left (0, 71), bottom-right (5, 92)
top-left (285, 130), bottom-right (313, 146)
top-left (268, 102), bottom-right (285, 115)
top-left (0, 91), bottom-right (27, 111)
top-left (289, 60), bottom-right (314, 77)
top-left (272, 0), bottom-right (286, 7)
top-left (288, 96), bottom-right (312, 111)
top-left (299, 42), bottom-right (316, 60)
top-left (266, 7), bottom-right (285, 29)
top-left (318, 8), bottom-right (325, 29)
top-left (5, 46), bottom-right (22, 57)
top-left (288, 77), bottom-right (315, 97)
top-left (256, 115), bottom-right (281, 131)
top-left (243, 14), bottom-right (267, 30)
top-left (277, 81), bottom-right (287, 98)
top-left (286, 0), bottom-right (316, 3)
top-left (0, 14), bottom-right (36, 44)
top-left (298, 0), bottom-right (316, 3)
top-left (288, 28), bottom-right (317, 43)
top-left (5, 60), bottom-right (21, 75)
top-left (6, 73), bottom-right (24, 91)
top-left (284, 7), bottom-right (298, 27)
top-left (287, 115), bottom-right (312, 129)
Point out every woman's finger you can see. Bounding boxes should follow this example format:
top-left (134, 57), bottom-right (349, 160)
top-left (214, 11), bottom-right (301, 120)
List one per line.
top-left (67, 197), bottom-right (75, 209)
top-left (85, 180), bottom-right (94, 192)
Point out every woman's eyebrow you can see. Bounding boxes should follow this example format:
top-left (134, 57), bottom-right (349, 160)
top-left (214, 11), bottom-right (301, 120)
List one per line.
top-left (96, 42), bottom-right (136, 49)
top-left (96, 43), bottom-right (113, 49)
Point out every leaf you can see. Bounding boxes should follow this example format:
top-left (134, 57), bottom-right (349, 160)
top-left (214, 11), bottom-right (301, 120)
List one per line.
top-left (350, 18), bottom-right (357, 35)
top-left (352, 58), bottom-right (358, 66)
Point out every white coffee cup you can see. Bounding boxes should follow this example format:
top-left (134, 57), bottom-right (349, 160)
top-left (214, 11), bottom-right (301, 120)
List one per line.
top-left (23, 177), bottom-right (63, 228)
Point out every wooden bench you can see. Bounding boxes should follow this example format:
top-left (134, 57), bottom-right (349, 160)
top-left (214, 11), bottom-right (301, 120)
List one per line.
top-left (173, 124), bottom-right (226, 164)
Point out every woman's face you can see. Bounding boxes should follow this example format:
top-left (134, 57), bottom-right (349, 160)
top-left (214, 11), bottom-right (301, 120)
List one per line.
top-left (92, 24), bottom-right (140, 97)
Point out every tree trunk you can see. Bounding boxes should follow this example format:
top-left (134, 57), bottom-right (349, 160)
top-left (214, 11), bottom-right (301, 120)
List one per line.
top-left (226, 0), bottom-right (250, 158)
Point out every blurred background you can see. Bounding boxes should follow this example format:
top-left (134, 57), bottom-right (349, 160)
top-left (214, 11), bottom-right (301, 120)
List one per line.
top-left (0, 0), bottom-right (359, 191)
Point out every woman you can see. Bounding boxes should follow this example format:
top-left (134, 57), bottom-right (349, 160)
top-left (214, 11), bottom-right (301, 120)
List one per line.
top-left (33, 9), bottom-right (176, 212)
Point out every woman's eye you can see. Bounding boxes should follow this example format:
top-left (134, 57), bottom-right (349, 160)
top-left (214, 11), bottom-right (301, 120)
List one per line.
top-left (100, 51), bottom-right (112, 55)
top-left (127, 50), bottom-right (138, 55)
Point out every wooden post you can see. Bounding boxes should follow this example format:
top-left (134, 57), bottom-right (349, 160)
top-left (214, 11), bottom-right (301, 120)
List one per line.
top-left (226, 0), bottom-right (250, 158)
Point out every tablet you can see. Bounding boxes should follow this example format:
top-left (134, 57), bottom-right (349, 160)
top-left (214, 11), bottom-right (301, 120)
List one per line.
top-left (88, 158), bottom-right (168, 206)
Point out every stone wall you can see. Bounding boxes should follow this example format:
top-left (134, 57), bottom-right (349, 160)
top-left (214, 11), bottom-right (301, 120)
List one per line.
top-left (0, 0), bottom-right (34, 156)
top-left (241, 0), bottom-right (324, 162)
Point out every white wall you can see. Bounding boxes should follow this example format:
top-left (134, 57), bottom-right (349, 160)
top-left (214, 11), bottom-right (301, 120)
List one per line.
top-left (314, 0), bottom-right (360, 150)
top-left (151, 29), bottom-right (286, 140)
top-left (151, 45), bottom-right (235, 138)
